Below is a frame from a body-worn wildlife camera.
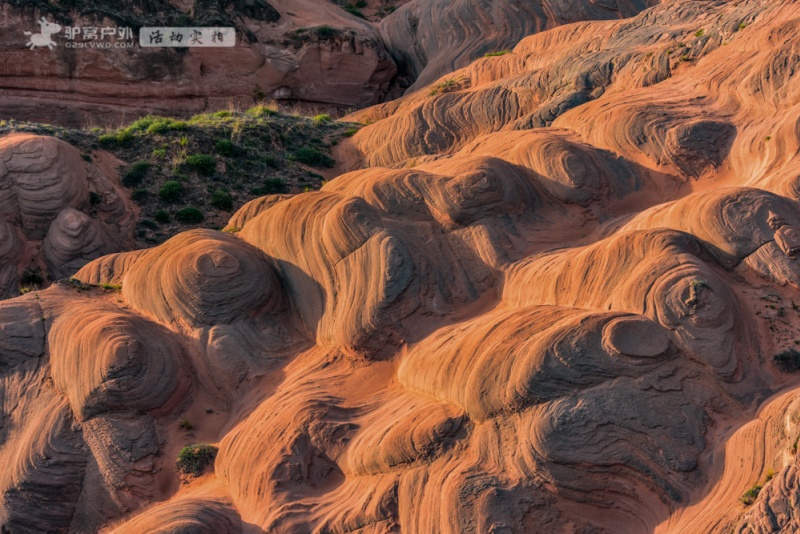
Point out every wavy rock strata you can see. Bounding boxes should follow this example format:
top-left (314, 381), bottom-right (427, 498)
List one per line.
top-left (0, 133), bottom-right (136, 298)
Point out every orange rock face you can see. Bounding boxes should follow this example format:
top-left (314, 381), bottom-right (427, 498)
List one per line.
top-left (3, 1), bottom-right (800, 533)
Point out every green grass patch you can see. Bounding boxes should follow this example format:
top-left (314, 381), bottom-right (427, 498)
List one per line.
top-left (484, 50), bottom-right (511, 57)
top-left (98, 129), bottom-right (133, 148)
top-left (246, 105), bottom-right (277, 117)
top-left (100, 283), bottom-right (122, 291)
top-left (430, 78), bottom-right (462, 96)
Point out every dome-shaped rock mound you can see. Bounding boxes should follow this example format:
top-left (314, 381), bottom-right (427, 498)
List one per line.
top-left (43, 208), bottom-right (116, 280)
top-left (49, 305), bottom-right (187, 421)
top-left (112, 497), bottom-right (242, 534)
top-left (0, 133), bottom-right (135, 298)
top-left (122, 230), bottom-right (283, 327)
top-left (0, 134), bottom-right (89, 240)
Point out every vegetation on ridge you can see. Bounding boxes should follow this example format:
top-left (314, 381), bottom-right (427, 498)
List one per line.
top-left (0, 107), bottom-right (360, 247)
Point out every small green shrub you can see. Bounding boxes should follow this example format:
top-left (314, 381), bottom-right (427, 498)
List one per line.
top-left (315, 25), bottom-right (338, 39)
top-left (81, 153), bottom-right (92, 162)
top-left (252, 85), bottom-right (267, 103)
top-left (377, 4), bottom-right (396, 17)
top-left (213, 110), bottom-right (232, 118)
top-left (429, 78), bottom-right (460, 96)
top-left (159, 181), bottom-right (183, 203)
top-left (263, 155), bottom-right (278, 168)
top-left (210, 190), bottom-right (234, 211)
top-left (740, 484), bottom-right (762, 506)
top-left (215, 139), bottom-right (236, 156)
top-left (101, 283), bottom-right (122, 291)
top-left (246, 105), bottom-right (277, 117)
top-left (152, 147), bottom-right (167, 158)
top-left (343, 128), bottom-right (359, 137)
top-left (775, 349), bottom-right (800, 372)
top-left (98, 129), bottom-right (133, 147)
top-left (344, 5), bottom-right (366, 18)
top-left (176, 206), bottom-right (204, 224)
top-left (131, 189), bottom-right (149, 204)
top-left (139, 219), bottom-right (158, 230)
top-left (251, 177), bottom-right (288, 195)
top-left (127, 116), bottom-right (158, 132)
top-left (176, 444), bottom-right (218, 476)
top-left (313, 113), bottom-right (332, 125)
top-left (20, 267), bottom-right (43, 287)
top-left (695, 29), bottom-right (705, 37)
top-left (294, 147), bottom-right (335, 168)
top-left (484, 50), bottom-right (511, 57)
top-left (154, 210), bottom-right (170, 223)
top-left (122, 161), bottom-right (151, 187)
top-left (179, 418), bottom-right (194, 430)
top-left (144, 117), bottom-right (188, 134)
top-left (184, 154), bottom-right (216, 176)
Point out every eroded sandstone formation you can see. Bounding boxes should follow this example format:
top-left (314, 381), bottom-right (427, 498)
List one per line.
top-left (0, 133), bottom-right (135, 298)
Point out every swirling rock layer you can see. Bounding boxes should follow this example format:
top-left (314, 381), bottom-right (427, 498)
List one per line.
top-left (381, 0), bottom-right (661, 92)
top-left (0, 134), bottom-right (136, 299)
top-left (3, 1), bottom-right (800, 533)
